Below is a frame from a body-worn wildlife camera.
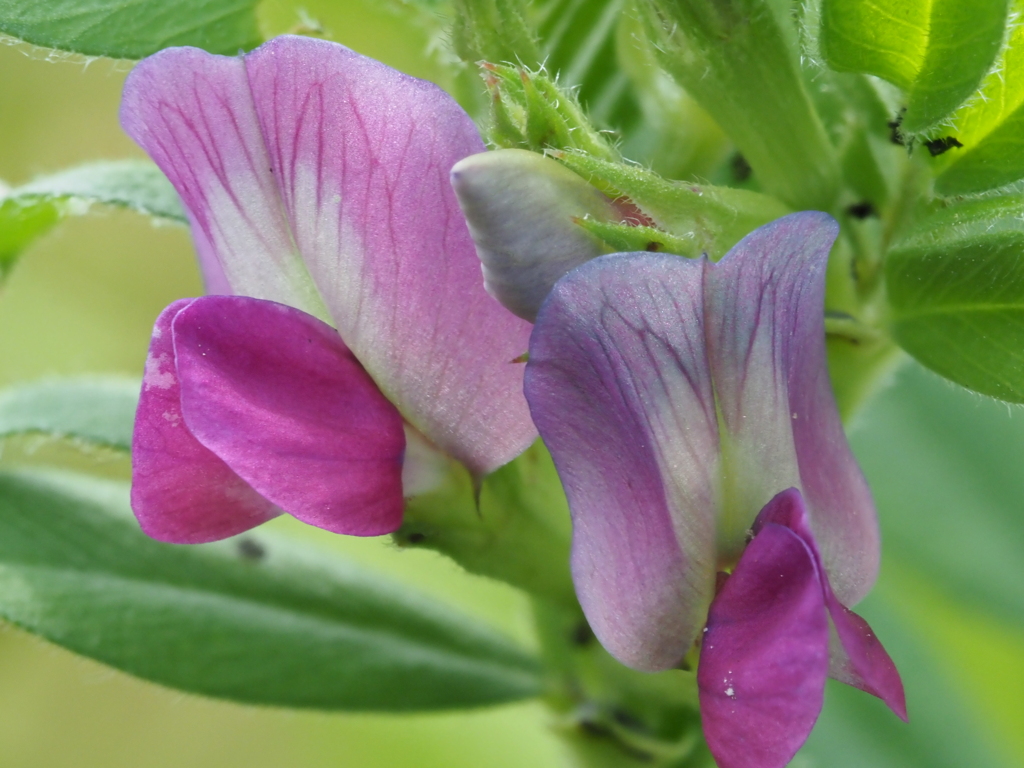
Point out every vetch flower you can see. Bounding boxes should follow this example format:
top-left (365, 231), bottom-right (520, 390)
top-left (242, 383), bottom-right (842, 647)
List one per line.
top-left (121, 36), bottom-right (536, 542)
top-left (521, 212), bottom-right (906, 767)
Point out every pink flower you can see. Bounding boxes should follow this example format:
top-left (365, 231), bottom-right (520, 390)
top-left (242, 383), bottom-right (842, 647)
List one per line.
top-left (121, 36), bottom-right (536, 542)
top-left (522, 213), bottom-right (906, 767)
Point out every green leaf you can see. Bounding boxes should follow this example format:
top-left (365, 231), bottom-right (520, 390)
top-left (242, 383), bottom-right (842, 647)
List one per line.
top-left (0, 160), bottom-right (185, 279)
top-left (0, 0), bottom-right (262, 59)
top-left (885, 195), bottom-right (1024, 401)
top-left (851, 363), bottom-right (1024, 624)
top-left (820, 0), bottom-right (1011, 133)
top-left (0, 469), bottom-right (543, 710)
top-left (933, 0), bottom-right (1024, 195)
top-left (0, 377), bottom-right (140, 451)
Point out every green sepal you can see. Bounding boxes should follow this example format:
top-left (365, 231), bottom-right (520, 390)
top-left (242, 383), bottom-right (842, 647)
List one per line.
top-left (0, 468), bottom-right (544, 710)
top-left (481, 64), bottom-right (620, 161)
top-left (641, 0), bottom-right (839, 210)
top-left (0, 0), bottom-right (263, 59)
top-left (553, 151), bottom-right (790, 260)
top-left (820, 0), bottom-right (1011, 134)
top-left (575, 219), bottom-right (696, 257)
top-left (0, 377), bottom-right (140, 452)
top-left (396, 440), bottom-right (575, 607)
top-left (0, 160), bottom-right (185, 281)
top-left (885, 194), bottom-right (1024, 402)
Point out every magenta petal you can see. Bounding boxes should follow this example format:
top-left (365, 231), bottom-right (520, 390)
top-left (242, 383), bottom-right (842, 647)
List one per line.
top-left (242, 36), bottom-right (535, 474)
top-left (755, 488), bottom-right (907, 720)
top-left (122, 37), bottom-right (536, 474)
top-left (131, 300), bottom-right (278, 543)
top-left (698, 523), bottom-right (830, 768)
top-left (705, 212), bottom-right (879, 604)
top-left (172, 296), bottom-right (405, 536)
top-left (525, 253), bottom-right (719, 671)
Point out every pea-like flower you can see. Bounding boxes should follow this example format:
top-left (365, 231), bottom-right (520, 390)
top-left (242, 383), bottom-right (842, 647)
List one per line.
top-left (508, 211), bottom-right (906, 767)
top-left (121, 36), bottom-right (536, 542)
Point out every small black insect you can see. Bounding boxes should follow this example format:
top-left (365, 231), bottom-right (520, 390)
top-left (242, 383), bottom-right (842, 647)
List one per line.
top-left (847, 201), bottom-right (877, 219)
top-left (406, 531), bottom-right (427, 544)
top-left (236, 537), bottom-right (266, 561)
top-left (731, 152), bottom-right (752, 182)
top-left (924, 136), bottom-right (963, 156)
top-left (571, 619), bottom-right (595, 647)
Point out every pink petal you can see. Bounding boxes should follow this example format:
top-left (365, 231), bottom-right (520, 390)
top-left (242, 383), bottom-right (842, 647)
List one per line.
top-left (525, 253), bottom-right (720, 671)
top-left (243, 36), bottom-right (536, 475)
top-left (172, 296), bottom-right (406, 536)
top-left (130, 300), bottom-right (278, 543)
top-left (122, 37), bottom-right (536, 474)
top-left (705, 212), bottom-right (880, 605)
top-left (755, 488), bottom-right (907, 720)
top-left (698, 522), bottom-right (830, 768)
top-left (120, 47), bottom-right (327, 316)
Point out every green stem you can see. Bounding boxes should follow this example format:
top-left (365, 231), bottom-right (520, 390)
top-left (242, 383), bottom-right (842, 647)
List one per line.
top-left (532, 599), bottom-right (714, 768)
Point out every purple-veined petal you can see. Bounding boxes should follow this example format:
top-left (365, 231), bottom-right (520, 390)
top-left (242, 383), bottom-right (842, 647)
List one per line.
top-left (172, 296), bottom-right (406, 536)
top-left (705, 212), bottom-right (879, 604)
top-left (698, 522), bottom-right (830, 768)
top-left (755, 488), bottom-right (907, 720)
top-left (451, 149), bottom-right (615, 322)
top-left (525, 253), bottom-right (720, 671)
top-left (122, 36), bottom-right (536, 475)
top-left (131, 300), bottom-right (279, 543)
top-left (120, 47), bottom-right (328, 316)
top-left (242, 36), bottom-right (535, 474)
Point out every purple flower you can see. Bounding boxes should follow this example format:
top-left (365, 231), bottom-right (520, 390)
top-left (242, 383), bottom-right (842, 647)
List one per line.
top-left (522, 212), bottom-right (906, 767)
top-left (121, 36), bottom-right (536, 542)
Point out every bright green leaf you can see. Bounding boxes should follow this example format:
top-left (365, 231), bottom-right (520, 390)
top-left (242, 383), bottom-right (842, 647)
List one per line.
top-left (0, 377), bottom-right (139, 451)
top-left (0, 469), bottom-right (543, 710)
top-left (0, 160), bottom-right (185, 279)
top-left (885, 195), bottom-right (1024, 401)
top-left (0, 0), bottom-right (262, 59)
top-left (821, 0), bottom-right (1011, 133)
top-left (933, 0), bottom-right (1024, 195)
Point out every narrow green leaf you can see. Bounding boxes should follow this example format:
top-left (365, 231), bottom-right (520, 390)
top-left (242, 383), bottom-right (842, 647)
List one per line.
top-left (933, 0), bottom-right (1024, 195)
top-left (0, 469), bottom-right (543, 710)
top-left (885, 195), bottom-right (1024, 401)
top-left (0, 377), bottom-right (140, 451)
top-left (821, 0), bottom-right (1011, 133)
top-left (0, 160), bottom-right (185, 279)
top-left (0, 0), bottom-right (262, 59)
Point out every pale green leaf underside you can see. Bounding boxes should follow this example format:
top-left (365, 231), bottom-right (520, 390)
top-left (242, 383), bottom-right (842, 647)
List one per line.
top-left (821, 0), bottom-right (1010, 132)
top-left (0, 470), bottom-right (543, 710)
top-left (886, 195), bottom-right (1024, 401)
top-left (0, 160), bottom-right (186, 278)
top-left (0, 0), bottom-right (262, 59)
top-left (0, 377), bottom-right (140, 451)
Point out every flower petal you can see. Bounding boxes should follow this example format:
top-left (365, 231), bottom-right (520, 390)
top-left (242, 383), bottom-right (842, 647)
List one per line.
top-left (131, 300), bottom-right (278, 543)
top-left (450, 149), bottom-right (615, 321)
top-left (705, 212), bottom-right (879, 604)
top-left (698, 522), bottom-right (829, 768)
top-left (172, 296), bottom-right (405, 536)
top-left (120, 47), bottom-right (327, 316)
top-left (242, 37), bottom-right (536, 474)
top-left (525, 253), bottom-right (719, 671)
top-left (755, 488), bottom-right (907, 720)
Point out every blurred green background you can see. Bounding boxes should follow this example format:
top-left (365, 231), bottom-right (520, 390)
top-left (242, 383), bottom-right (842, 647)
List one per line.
top-left (0, 2), bottom-right (1022, 766)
